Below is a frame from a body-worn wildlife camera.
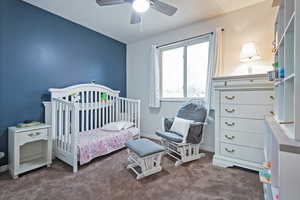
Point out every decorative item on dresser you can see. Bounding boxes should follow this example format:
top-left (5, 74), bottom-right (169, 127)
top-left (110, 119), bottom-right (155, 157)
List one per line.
top-left (212, 74), bottom-right (274, 171)
top-left (8, 124), bottom-right (52, 179)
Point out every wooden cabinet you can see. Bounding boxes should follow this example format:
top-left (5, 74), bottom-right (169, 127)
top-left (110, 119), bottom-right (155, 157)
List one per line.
top-left (8, 124), bottom-right (52, 179)
top-left (213, 74), bottom-right (273, 171)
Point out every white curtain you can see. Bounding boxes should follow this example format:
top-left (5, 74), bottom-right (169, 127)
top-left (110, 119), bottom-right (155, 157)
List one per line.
top-left (149, 45), bottom-right (161, 108)
top-left (205, 28), bottom-right (224, 112)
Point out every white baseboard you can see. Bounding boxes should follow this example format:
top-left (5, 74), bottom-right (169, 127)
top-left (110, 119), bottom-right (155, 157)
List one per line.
top-left (0, 165), bottom-right (8, 173)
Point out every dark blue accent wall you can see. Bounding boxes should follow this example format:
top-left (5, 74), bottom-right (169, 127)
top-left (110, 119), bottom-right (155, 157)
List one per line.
top-left (0, 0), bottom-right (127, 166)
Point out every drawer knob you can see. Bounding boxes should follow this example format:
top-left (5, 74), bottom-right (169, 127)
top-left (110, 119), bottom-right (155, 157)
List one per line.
top-left (225, 108), bottom-right (235, 113)
top-left (28, 132), bottom-right (41, 137)
top-left (225, 96), bottom-right (235, 100)
top-left (225, 122), bottom-right (235, 127)
top-left (270, 96), bottom-right (274, 100)
top-left (225, 135), bottom-right (235, 140)
top-left (270, 111), bottom-right (275, 115)
top-left (225, 148), bottom-right (235, 153)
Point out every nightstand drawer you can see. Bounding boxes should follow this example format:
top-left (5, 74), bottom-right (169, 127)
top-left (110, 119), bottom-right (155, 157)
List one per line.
top-left (221, 131), bottom-right (264, 149)
top-left (220, 143), bottom-right (264, 163)
top-left (17, 129), bottom-right (48, 145)
top-left (221, 104), bottom-right (273, 119)
top-left (221, 90), bottom-right (274, 105)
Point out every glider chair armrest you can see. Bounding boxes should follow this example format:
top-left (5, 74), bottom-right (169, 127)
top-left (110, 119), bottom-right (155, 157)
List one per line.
top-left (190, 121), bottom-right (207, 127)
top-left (161, 117), bottom-right (174, 132)
top-left (186, 122), bottom-right (206, 144)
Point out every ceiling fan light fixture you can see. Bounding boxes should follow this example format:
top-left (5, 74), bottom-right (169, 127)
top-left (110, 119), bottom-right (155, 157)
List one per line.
top-left (132, 0), bottom-right (150, 13)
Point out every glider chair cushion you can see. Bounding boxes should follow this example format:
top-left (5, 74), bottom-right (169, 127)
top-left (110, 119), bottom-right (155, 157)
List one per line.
top-left (155, 131), bottom-right (183, 143)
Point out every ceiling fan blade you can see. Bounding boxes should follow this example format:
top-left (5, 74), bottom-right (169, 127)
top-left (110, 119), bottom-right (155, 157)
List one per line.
top-left (151, 0), bottom-right (177, 16)
top-left (96, 0), bottom-right (127, 6)
top-left (130, 12), bottom-right (141, 24)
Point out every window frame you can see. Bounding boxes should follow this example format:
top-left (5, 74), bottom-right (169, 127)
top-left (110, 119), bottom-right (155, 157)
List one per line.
top-left (159, 35), bottom-right (211, 101)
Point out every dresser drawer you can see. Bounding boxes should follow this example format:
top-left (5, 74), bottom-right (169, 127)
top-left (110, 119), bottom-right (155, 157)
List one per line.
top-left (221, 104), bottom-right (273, 119)
top-left (17, 129), bottom-right (48, 146)
top-left (221, 130), bottom-right (264, 149)
top-left (220, 143), bottom-right (264, 163)
top-left (221, 117), bottom-right (267, 134)
top-left (221, 90), bottom-right (274, 105)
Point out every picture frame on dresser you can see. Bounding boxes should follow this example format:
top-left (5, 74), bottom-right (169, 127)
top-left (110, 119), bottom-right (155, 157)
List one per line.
top-left (212, 74), bottom-right (274, 171)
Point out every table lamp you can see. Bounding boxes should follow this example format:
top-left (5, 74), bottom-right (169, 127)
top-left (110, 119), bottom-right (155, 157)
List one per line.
top-left (240, 42), bottom-right (261, 74)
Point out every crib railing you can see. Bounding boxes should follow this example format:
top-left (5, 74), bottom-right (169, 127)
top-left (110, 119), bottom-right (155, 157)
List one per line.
top-left (51, 96), bottom-right (140, 154)
top-left (51, 98), bottom-right (78, 163)
top-left (117, 97), bottom-right (141, 128)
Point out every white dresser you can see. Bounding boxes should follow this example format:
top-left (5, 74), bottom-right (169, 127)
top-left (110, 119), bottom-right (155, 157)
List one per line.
top-left (213, 74), bottom-right (274, 171)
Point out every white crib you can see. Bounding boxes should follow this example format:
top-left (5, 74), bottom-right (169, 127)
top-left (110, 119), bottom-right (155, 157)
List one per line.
top-left (43, 83), bottom-right (140, 172)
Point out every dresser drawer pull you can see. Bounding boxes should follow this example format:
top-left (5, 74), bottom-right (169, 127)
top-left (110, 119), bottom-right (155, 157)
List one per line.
top-left (225, 108), bottom-right (235, 113)
top-left (225, 122), bottom-right (235, 127)
top-left (28, 132), bottom-right (42, 137)
top-left (270, 96), bottom-right (274, 100)
top-left (270, 111), bottom-right (275, 115)
top-left (225, 135), bottom-right (235, 140)
top-left (225, 148), bottom-right (235, 153)
top-left (225, 96), bottom-right (235, 100)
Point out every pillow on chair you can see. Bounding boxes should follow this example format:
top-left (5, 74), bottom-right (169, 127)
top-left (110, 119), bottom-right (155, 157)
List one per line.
top-left (170, 117), bottom-right (193, 143)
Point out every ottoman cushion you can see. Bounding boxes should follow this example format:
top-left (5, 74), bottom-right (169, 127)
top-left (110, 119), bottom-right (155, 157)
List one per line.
top-left (126, 139), bottom-right (165, 158)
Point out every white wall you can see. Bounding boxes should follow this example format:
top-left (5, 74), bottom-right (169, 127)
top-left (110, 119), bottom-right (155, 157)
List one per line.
top-left (127, 1), bottom-right (277, 152)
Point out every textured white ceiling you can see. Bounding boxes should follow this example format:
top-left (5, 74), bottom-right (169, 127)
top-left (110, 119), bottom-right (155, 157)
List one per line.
top-left (23, 0), bottom-right (268, 43)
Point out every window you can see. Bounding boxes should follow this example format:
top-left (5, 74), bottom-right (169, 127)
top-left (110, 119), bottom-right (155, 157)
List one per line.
top-left (160, 37), bottom-right (211, 99)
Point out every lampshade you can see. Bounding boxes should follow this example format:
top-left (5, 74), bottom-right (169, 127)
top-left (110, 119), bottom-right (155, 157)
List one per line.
top-left (240, 42), bottom-right (261, 62)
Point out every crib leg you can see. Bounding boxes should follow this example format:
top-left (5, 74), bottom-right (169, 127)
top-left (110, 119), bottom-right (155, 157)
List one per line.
top-left (175, 160), bottom-right (183, 167)
top-left (73, 164), bottom-right (78, 173)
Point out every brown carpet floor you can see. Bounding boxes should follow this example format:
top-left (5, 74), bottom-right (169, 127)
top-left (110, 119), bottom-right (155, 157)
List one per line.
top-left (0, 150), bottom-right (263, 200)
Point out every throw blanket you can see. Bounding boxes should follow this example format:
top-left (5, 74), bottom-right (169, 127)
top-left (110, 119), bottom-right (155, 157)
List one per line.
top-left (78, 127), bottom-right (139, 165)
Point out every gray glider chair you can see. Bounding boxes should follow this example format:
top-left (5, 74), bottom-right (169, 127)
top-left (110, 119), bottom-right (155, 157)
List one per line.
top-left (156, 100), bottom-right (208, 166)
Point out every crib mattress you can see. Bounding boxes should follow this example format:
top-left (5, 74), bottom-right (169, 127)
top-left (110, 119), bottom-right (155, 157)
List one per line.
top-left (78, 127), bottom-right (139, 165)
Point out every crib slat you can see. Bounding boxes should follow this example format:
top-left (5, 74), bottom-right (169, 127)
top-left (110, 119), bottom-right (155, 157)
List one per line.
top-left (58, 102), bottom-right (63, 148)
top-left (112, 97), bottom-right (115, 123)
top-left (90, 92), bottom-right (93, 129)
top-left (121, 99), bottom-right (124, 121)
top-left (67, 105), bottom-right (71, 151)
top-left (126, 101), bottom-right (129, 121)
top-left (101, 92), bottom-right (104, 126)
top-left (116, 98), bottom-right (119, 121)
top-left (88, 91), bottom-right (91, 130)
top-left (135, 103), bottom-right (137, 128)
top-left (130, 102), bottom-right (133, 123)
top-left (51, 101), bottom-right (57, 149)
top-left (64, 104), bottom-right (69, 151)
top-left (96, 92), bottom-right (99, 128)
top-left (109, 96), bottom-right (112, 123)
top-left (105, 97), bottom-right (108, 125)
top-left (91, 107), bottom-right (94, 130)
top-left (123, 100), bottom-right (125, 121)
top-left (100, 92), bottom-right (102, 127)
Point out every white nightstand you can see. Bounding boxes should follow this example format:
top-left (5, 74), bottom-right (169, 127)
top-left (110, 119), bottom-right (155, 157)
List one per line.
top-left (8, 124), bottom-right (52, 179)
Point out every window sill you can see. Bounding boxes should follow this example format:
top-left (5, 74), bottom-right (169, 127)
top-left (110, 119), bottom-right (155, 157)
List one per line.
top-left (160, 98), bottom-right (205, 102)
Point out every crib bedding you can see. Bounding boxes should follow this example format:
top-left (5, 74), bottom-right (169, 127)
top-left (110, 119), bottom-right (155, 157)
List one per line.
top-left (78, 127), bottom-right (139, 165)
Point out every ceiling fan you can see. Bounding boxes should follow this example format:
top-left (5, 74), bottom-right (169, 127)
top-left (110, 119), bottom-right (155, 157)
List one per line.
top-left (96, 0), bottom-right (178, 24)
